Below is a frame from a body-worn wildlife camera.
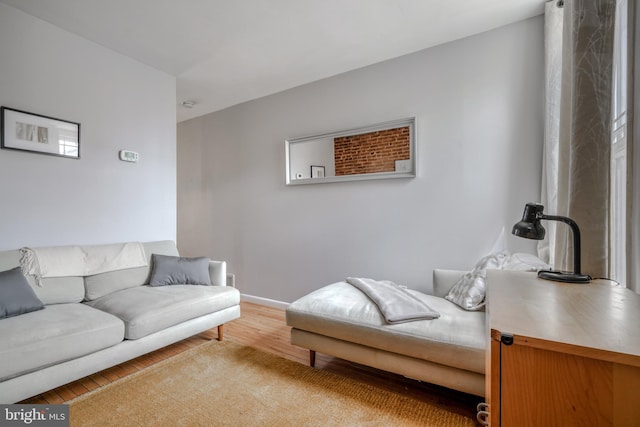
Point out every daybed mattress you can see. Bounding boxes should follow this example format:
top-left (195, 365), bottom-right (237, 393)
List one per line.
top-left (286, 281), bottom-right (486, 374)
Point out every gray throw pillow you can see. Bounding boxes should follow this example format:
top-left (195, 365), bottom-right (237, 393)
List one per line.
top-left (0, 267), bottom-right (45, 319)
top-left (148, 254), bottom-right (211, 286)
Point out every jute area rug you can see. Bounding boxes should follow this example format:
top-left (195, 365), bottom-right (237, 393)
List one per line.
top-left (69, 340), bottom-right (475, 427)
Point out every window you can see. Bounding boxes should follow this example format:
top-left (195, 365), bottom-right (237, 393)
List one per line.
top-left (610, 0), bottom-right (628, 285)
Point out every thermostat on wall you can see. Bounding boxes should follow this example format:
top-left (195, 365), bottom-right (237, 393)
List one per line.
top-left (119, 150), bottom-right (139, 163)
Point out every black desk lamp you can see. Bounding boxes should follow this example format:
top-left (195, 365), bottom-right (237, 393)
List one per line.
top-left (512, 203), bottom-right (591, 283)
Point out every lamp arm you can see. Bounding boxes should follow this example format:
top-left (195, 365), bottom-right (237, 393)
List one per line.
top-left (538, 214), bottom-right (582, 274)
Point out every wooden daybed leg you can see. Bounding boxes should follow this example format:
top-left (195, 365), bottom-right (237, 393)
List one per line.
top-left (310, 350), bottom-right (316, 367)
top-left (217, 324), bottom-right (224, 341)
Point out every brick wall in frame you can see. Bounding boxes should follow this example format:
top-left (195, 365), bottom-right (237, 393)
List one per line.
top-left (333, 126), bottom-right (410, 176)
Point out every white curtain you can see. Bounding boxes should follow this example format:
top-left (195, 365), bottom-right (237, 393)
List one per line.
top-left (538, 1), bottom-right (564, 266)
top-left (541, 0), bottom-right (615, 278)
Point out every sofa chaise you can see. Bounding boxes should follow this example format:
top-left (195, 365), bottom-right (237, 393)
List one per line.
top-left (286, 269), bottom-right (485, 396)
top-left (0, 240), bottom-right (240, 404)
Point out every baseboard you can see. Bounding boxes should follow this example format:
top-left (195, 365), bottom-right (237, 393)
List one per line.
top-left (240, 293), bottom-right (289, 310)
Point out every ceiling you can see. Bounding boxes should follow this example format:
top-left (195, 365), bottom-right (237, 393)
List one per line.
top-left (0, 0), bottom-right (545, 122)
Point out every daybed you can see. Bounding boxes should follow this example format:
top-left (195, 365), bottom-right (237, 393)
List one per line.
top-left (0, 240), bottom-right (240, 404)
top-left (287, 250), bottom-right (550, 397)
top-left (286, 269), bottom-right (486, 396)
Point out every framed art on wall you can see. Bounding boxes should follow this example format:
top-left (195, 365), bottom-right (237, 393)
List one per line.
top-left (285, 117), bottom-right (416, 185)
top-left (310, 165), bottom-right (325, 178)
top-left (1, 106), bottom-right (80, 159)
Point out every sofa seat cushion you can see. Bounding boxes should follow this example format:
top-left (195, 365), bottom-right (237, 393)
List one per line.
top-left (85, 285), bottom-right (240, 340)
top-left (0, 304), bottom-right (125, 381)
top-left (286, 282), bottom-right (486, 374)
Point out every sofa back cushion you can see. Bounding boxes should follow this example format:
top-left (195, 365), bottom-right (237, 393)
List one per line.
top-left (84, 240), bottom-right (179, 301)
top-left (0, 249), bottom-right (85, 305)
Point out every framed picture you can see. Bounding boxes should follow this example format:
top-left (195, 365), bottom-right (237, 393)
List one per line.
top-left (310, 165), bottom-right (325, 178)
top-left (1, 107), bottom-right (80, 159)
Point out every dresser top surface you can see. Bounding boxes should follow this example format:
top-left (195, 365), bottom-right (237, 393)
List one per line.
top-left (487, 270), bottom-right (640, 361)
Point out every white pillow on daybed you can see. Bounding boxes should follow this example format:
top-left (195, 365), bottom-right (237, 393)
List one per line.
top-left (445, 252), bottom-right (551, 311)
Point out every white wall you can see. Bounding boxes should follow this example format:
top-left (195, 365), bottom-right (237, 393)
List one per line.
top-left (178, 16), bottom-right (543, 303)
top-left (0, 4), bottom-right (176, 250)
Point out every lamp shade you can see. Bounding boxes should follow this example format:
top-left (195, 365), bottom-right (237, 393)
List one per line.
top-left (512, 203), bottom-right (546, 240)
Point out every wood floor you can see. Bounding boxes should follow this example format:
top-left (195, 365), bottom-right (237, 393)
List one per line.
top-left (22, 301), bottom-right (482, 422)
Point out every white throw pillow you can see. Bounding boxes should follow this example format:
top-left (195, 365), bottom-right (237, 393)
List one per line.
top-left (503, 253), bottom-right (551, 272)
top-left (445, 252), bottom-right (509, 311)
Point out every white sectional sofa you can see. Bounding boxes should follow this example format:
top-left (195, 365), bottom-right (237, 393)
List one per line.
top-left (0, 240), bottom-right (240, 403)
top-left (286, 269), bottom-right (485, 396)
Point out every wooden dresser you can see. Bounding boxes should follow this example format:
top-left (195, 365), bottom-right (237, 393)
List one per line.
top-left (483, 270), bottom-right (640, 426)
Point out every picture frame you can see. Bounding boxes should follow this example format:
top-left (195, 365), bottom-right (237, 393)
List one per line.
top-left (1, 106), bottom-right (80, 159)
top-left (310, 165), bottom-right (325, 178)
